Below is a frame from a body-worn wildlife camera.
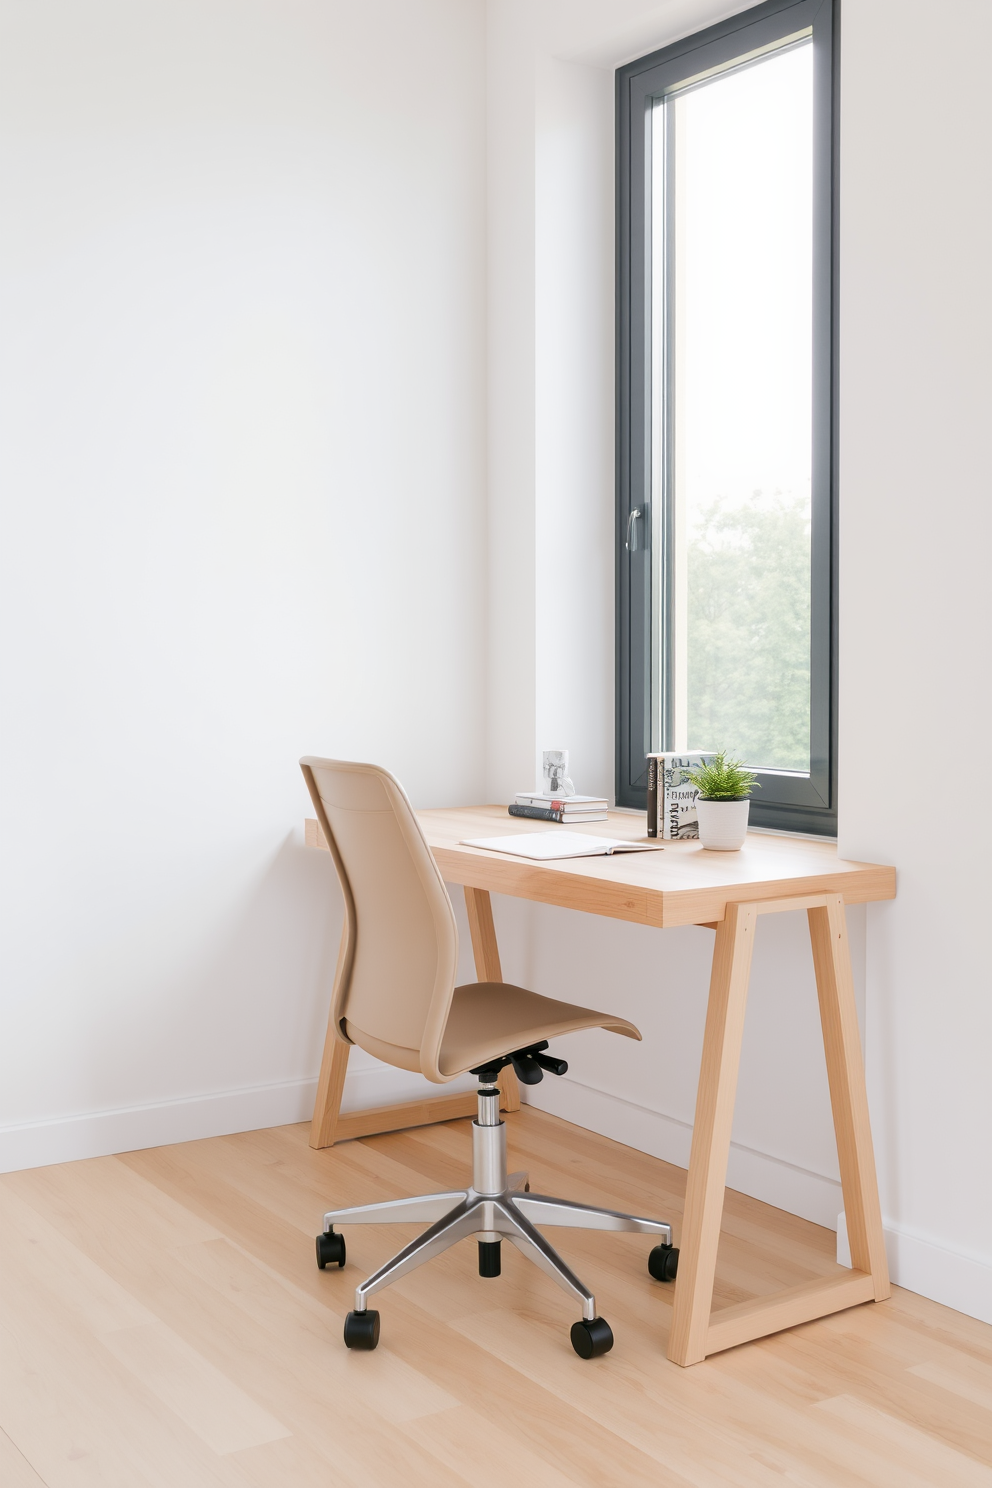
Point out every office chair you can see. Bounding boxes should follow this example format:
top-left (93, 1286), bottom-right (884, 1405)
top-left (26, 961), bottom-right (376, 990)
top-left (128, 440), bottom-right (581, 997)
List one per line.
top-left (302, 758), bottom-right (678, 1359)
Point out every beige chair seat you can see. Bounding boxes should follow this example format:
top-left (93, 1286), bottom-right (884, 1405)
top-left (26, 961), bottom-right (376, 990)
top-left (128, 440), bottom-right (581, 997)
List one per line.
top-left (440, 983), bottom-right (639, 1077)
top-left (345, 984), bottom-right (639, 1079)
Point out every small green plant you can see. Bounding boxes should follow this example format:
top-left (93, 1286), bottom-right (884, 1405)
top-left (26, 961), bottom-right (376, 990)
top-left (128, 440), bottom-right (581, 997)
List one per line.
top-left (687, 751), bottom-right (759, 801)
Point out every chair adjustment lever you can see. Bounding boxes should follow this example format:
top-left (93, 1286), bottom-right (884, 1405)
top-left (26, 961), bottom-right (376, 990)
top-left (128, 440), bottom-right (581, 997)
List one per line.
top-left (471, 1042), bottom-right (569, 1087)
top-left (510, 1043), bottom-right (568, 1086)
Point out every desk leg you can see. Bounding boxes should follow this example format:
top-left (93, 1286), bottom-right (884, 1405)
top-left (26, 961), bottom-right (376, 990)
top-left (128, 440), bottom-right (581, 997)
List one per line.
top-left (668, 894), bottom-right (887, 1365)
top-left (668, 902), bottom-right (757, 1366)
top-left (809, 895), bottom-right (890, 1299)
top-left (464, 886), bottom-right (520, 1113)
top-left (310, 1032), bottom-right (350, 1149)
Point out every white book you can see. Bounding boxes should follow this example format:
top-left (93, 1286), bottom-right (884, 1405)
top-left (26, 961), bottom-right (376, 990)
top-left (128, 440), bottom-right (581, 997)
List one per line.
top-left (462, 832), bottom-right (664, 862)
top-left (535, 814), bottom-right (608, 822)
top-left (515, 792), bottom-right (609, 809)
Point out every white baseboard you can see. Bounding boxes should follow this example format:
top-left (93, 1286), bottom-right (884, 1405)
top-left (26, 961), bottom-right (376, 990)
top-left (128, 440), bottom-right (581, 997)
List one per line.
top-left (0, 1063), bottom-right (472, 1175)
top-left (0, 1078), bottom-right (319, 1174)
top-left (837, 1212), bottom-right (992, 1325)
top-left (522, 1074), bottom-right (842, 1229)
top-left (339, 1061), bottom-right (475, 1114)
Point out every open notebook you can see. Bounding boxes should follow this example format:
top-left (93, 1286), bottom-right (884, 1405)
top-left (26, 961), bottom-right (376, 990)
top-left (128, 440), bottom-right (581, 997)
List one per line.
top-left (461, 831), bottom-right (665, 862)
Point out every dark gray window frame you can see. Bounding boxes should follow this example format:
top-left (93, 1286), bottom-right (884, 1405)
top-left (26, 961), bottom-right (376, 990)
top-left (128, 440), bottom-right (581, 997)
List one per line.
top-left (616, 0), bottom-right (838, 835)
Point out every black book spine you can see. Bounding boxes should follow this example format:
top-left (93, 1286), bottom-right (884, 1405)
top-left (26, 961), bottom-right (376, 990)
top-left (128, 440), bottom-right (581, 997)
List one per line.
top-left (508, 803), bottom-right (565, 823)
top-left (646, 756), bottom-right (658, 838)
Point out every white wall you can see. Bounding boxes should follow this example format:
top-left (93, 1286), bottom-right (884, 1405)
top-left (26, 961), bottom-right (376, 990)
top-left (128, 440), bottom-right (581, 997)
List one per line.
top-left (485, 0), bottom-right (992, 1325)
top-left (0, 0), bottom-right (487, 1169)
top-left (838, 0), bottom-right (992, 1322)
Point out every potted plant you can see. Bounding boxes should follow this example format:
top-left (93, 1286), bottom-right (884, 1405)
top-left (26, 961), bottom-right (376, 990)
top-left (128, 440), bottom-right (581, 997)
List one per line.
top-left (687, 752), bottom-right (759, 851)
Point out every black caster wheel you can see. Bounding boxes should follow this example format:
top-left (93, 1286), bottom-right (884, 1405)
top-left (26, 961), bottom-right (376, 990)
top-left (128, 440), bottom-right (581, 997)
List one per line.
top-left (344, 1310), bottom-right (380, 1350)
top-left (315, 1230), bottom-right (346, 1270)
top-left (648, 1244), bottom-right (679, 1282)
top-left (570, 1316), bottom-right (614, 1359)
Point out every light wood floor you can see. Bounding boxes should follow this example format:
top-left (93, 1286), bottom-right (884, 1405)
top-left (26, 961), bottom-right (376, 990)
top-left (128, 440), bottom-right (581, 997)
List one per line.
top-left (1, 1108), bottom-right (991, 1488)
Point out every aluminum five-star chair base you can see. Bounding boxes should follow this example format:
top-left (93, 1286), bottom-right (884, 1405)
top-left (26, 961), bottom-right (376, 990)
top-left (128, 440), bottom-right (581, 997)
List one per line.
top-left (316, 1080), bottom-right (678, 1358)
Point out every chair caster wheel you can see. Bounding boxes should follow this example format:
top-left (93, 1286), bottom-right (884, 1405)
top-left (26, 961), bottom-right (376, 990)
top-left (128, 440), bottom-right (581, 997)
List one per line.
top-left (316, 1230), bottom-right (346, 1269)
top-left (648, 1243), bottom-right (679, 1282)
top-left (570, 1317), bottom-right (614, 1359)
top-left (343, 1310), bottom-right (380, 1350)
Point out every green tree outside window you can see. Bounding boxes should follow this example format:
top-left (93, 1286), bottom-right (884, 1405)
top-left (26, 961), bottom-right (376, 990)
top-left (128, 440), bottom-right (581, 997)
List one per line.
top-left (686, 494), bottom-right (811, 773)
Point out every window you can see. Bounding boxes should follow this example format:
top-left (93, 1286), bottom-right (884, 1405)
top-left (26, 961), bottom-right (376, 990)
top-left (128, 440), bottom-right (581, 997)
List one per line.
top-left (616, 0), bottom-right (837, 833)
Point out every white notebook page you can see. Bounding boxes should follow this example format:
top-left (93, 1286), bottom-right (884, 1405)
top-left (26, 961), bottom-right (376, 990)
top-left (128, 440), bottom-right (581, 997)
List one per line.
top-left (461, 832), bottom-right (663, 861)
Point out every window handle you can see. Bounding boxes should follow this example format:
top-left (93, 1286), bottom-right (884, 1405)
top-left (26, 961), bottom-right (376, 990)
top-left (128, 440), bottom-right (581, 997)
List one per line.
top-left (626, 508), bottom-right (642, 552)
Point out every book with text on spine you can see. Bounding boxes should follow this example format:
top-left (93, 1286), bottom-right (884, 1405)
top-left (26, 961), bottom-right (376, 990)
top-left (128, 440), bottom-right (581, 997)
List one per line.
top-left (509, 803), bottom-right (608, 823)
top-left (645, 752), bottom-right (715, 839)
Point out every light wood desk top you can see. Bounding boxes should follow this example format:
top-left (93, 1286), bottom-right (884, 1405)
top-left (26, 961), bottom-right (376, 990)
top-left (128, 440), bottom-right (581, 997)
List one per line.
top-left (418, 805), bottom-right (896, 929)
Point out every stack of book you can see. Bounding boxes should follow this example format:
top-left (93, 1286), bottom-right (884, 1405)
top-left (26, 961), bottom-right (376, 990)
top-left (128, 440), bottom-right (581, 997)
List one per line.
top-left (509, 792), bottom-right (609, 824)
top-left (645, 752), bottom-right (715, 839)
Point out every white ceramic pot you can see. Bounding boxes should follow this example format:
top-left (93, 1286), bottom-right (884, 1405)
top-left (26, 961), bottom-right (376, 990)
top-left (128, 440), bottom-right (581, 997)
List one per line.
top-left (695, 797), bottom-right (750, 851)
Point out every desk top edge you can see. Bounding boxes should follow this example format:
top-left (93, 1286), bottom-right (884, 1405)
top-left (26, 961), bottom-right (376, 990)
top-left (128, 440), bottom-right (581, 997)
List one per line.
top-left (415, 805), bottom-right (896, 924)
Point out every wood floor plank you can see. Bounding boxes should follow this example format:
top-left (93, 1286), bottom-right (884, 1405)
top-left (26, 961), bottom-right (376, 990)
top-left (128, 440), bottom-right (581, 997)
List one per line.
top-left (4, 1155), bottom-right (222, 1254)
top-left (400, 1403), bottom-right (684, 1488)
top-left (879, 1285), bottom-right (992, 1365)
top-left (737, 1319), bottom-right (992, 1468)
top-left (0, 1185), bottom-right (157, 1337)
top-left (0, 1297), bottom-right (229, 1488)
top-left (224, 1427), bottom-right (474, 1488)
top-left (0, 1427), bottom-right (48, 1488)
top-left (910, 1357), bottom-right (992, 1413)
top-left (815, 1394), bottom-right (992, 1487)
top-left (98, 1322), bottom-right (290, 1455)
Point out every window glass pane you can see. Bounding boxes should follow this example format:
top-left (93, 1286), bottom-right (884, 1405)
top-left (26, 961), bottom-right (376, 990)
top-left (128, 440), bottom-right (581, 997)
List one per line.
top-left (659, 43), bottom-right (813, 772)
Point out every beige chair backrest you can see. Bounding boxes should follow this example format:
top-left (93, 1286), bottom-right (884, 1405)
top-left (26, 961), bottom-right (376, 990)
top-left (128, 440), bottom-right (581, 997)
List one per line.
top-left (300, 758), bottom-right (459, 1083)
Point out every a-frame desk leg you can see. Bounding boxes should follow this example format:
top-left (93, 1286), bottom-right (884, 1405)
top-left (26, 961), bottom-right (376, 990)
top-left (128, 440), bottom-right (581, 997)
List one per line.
top-left (310, 915), bottom-right (356, 1148)
top-left (310, 1031), bottom-right (352, 1150)
top-left (464, 887), bottom-right (520, 1112)
top-left (668, 902), bottom-right (757, 1364)
top-left (668, 894), bottom-right (890, 1366)
top-left (808, 895), bottom-right (890, 1293)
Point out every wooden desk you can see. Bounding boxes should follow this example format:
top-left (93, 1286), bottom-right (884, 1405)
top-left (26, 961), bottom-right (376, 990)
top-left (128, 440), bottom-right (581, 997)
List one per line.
top-left (306, 806), bottom-right (896, 1366)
